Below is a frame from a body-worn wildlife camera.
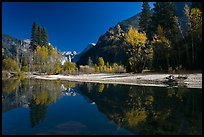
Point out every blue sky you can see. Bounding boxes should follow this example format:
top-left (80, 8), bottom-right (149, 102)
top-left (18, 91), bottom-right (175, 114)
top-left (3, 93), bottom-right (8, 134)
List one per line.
top-left (2, 2), bottom-right (155, 52)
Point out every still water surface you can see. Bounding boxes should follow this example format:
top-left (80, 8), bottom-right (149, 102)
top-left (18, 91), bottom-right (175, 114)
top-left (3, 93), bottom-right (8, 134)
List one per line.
top-left (2, 78), bottom-right (202, 135)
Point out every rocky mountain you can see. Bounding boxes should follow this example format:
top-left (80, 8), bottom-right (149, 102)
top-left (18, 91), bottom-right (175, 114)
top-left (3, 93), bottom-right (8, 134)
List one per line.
top-left (118, 2), bottom-right (192, 31)
top-left (76, 11), bottom-right (143, 66)
top-left (77, 2), bottom-right (192, 66)
top-left (118, 11), bottom-right (143, 31)
top-left (22, 39), bottom-right (31, 46)
top-left (2, 34), bottom-right (32, 58)
top-left (2, 34), bottom-right (70, 66)
top-left (77, 24), bottom-right (128, 66)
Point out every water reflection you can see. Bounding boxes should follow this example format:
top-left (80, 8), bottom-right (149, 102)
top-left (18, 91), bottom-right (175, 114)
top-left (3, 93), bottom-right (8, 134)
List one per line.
top-left (2, 78), bottom-right (77, 128)
top-left (2, 79), bottom-right (202, 135)
top-left (78, 83), bottom-right (202, 135)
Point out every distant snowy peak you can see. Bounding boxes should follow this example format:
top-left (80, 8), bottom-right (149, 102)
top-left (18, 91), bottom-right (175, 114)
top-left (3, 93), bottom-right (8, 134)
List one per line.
top-left (82, 43), bottom-right (96, 53)
top-left (89, 43), bottom-right (96, 46)
top-left (61, 51), bottom-right (78, 62)
top-left (22, 39), bottom-right (31, 44)
top-left (60, 43), bottom-right (96, 63)
top-left (63, 51), bottom-right (77, 56)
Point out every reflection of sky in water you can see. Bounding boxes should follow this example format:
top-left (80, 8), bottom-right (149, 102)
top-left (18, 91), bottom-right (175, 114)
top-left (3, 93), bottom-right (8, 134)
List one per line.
top-left (39, 95), bottom-right (133, 135)
top-left (2, 86), bottom-right (133, 135)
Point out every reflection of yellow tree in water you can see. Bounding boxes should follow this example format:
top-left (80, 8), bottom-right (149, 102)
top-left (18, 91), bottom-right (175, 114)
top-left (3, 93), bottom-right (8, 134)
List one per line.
top-left (82, 83), bottom-right (201, 135)
top-left (98, 83), bottom-right (104, 93)
top-left (125, 87), bottom-right (175, 134)
top-left (126, 108), bottom-right (147, 126)
top-left (29, 80), bottom-right (62, 128)
top-left (2, 78), bottom-right (21, 93)
top-left (33, 90), bottom-right (56, 105)
top-left (79, 82), bottom-right (202, 134)
top-left (31, 80), bottom-right (62, 105)
top-left (125, 93), bottom-right (154, 129)
top-left (124, 86), bottom-right (202, 135)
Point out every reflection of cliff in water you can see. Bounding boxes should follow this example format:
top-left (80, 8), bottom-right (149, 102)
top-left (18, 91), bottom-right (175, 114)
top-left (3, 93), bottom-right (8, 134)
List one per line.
top-left (78, 83), bottom-right (202, 135)
top-left (2, 78), bottom-right (78, 128)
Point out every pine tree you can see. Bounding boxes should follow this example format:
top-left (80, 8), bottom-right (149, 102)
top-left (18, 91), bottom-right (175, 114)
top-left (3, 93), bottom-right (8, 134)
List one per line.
top-left (139, 2), bottom-right (151, 36)
top-left (30, 22), bottom-right (38, 50)
top-left (151, 2), bottom-right (176, 36)
top-left (36, 26), bottom-right (42, 46)
top-left (42, 27), bottom-right (49, 46)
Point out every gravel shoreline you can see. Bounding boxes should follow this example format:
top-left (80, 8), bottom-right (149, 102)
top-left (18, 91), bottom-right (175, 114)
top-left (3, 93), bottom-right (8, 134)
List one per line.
top-left (28, 73), bottom-right (202, 89)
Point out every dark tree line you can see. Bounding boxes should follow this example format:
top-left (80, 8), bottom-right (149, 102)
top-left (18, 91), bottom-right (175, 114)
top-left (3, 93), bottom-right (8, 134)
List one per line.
top-left (138, 2), bottom-right (202, 72)
top-left (30, 22), bottom-right (49, 51)
top-left (139, 2), bottom-right (152, 39)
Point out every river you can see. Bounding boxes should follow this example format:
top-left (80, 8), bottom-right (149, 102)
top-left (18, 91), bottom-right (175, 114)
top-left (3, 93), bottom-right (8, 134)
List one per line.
top-left (2, 78), bottom-right (202, 135)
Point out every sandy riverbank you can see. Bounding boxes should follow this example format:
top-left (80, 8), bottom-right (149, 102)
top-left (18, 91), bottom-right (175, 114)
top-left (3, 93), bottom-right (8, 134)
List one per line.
top-left (27, 73), bottom-right (202, 89)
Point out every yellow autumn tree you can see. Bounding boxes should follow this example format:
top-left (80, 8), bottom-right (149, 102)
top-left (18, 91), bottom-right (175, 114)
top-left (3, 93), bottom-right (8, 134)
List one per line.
top-left (98, 57), bottom-right (105, 72)
top-left (53, 61), bottom-right (62, 74)
top-left (125, 27), bottom-right (152, 73)
top-left (2, 57), bottom-right (20, 72)
top-left (34, 45), bottom-right (49, 73)
top-left (126, 27), bottom-right (147, 46)
top-left (63, 62), bottom-right (77, 74)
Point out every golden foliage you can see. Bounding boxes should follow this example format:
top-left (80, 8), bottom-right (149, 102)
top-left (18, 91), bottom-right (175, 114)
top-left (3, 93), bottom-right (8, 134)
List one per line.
top-left (63, 62), bottom-right (77, 74)
top-left (98, 57), bottom-right (105, 66)
top-left (2, 48), bottom-right (4, 57)
top-left (2, 58), bottom-right (20, 72)
top-left (34, 45), bottom-right (49, 63)
top-left (53, 61), bottom-right (62, 74)
top-left (190, 8), bottom-right (202, 33)
top-left (152, 25), bottom-right (171, 49)
top-left (157, 25), bottom-right (165, 37)
top-left (125, 27), bottom-right (147, 47)
top-left (94, 64), bottom-right (100, 72)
